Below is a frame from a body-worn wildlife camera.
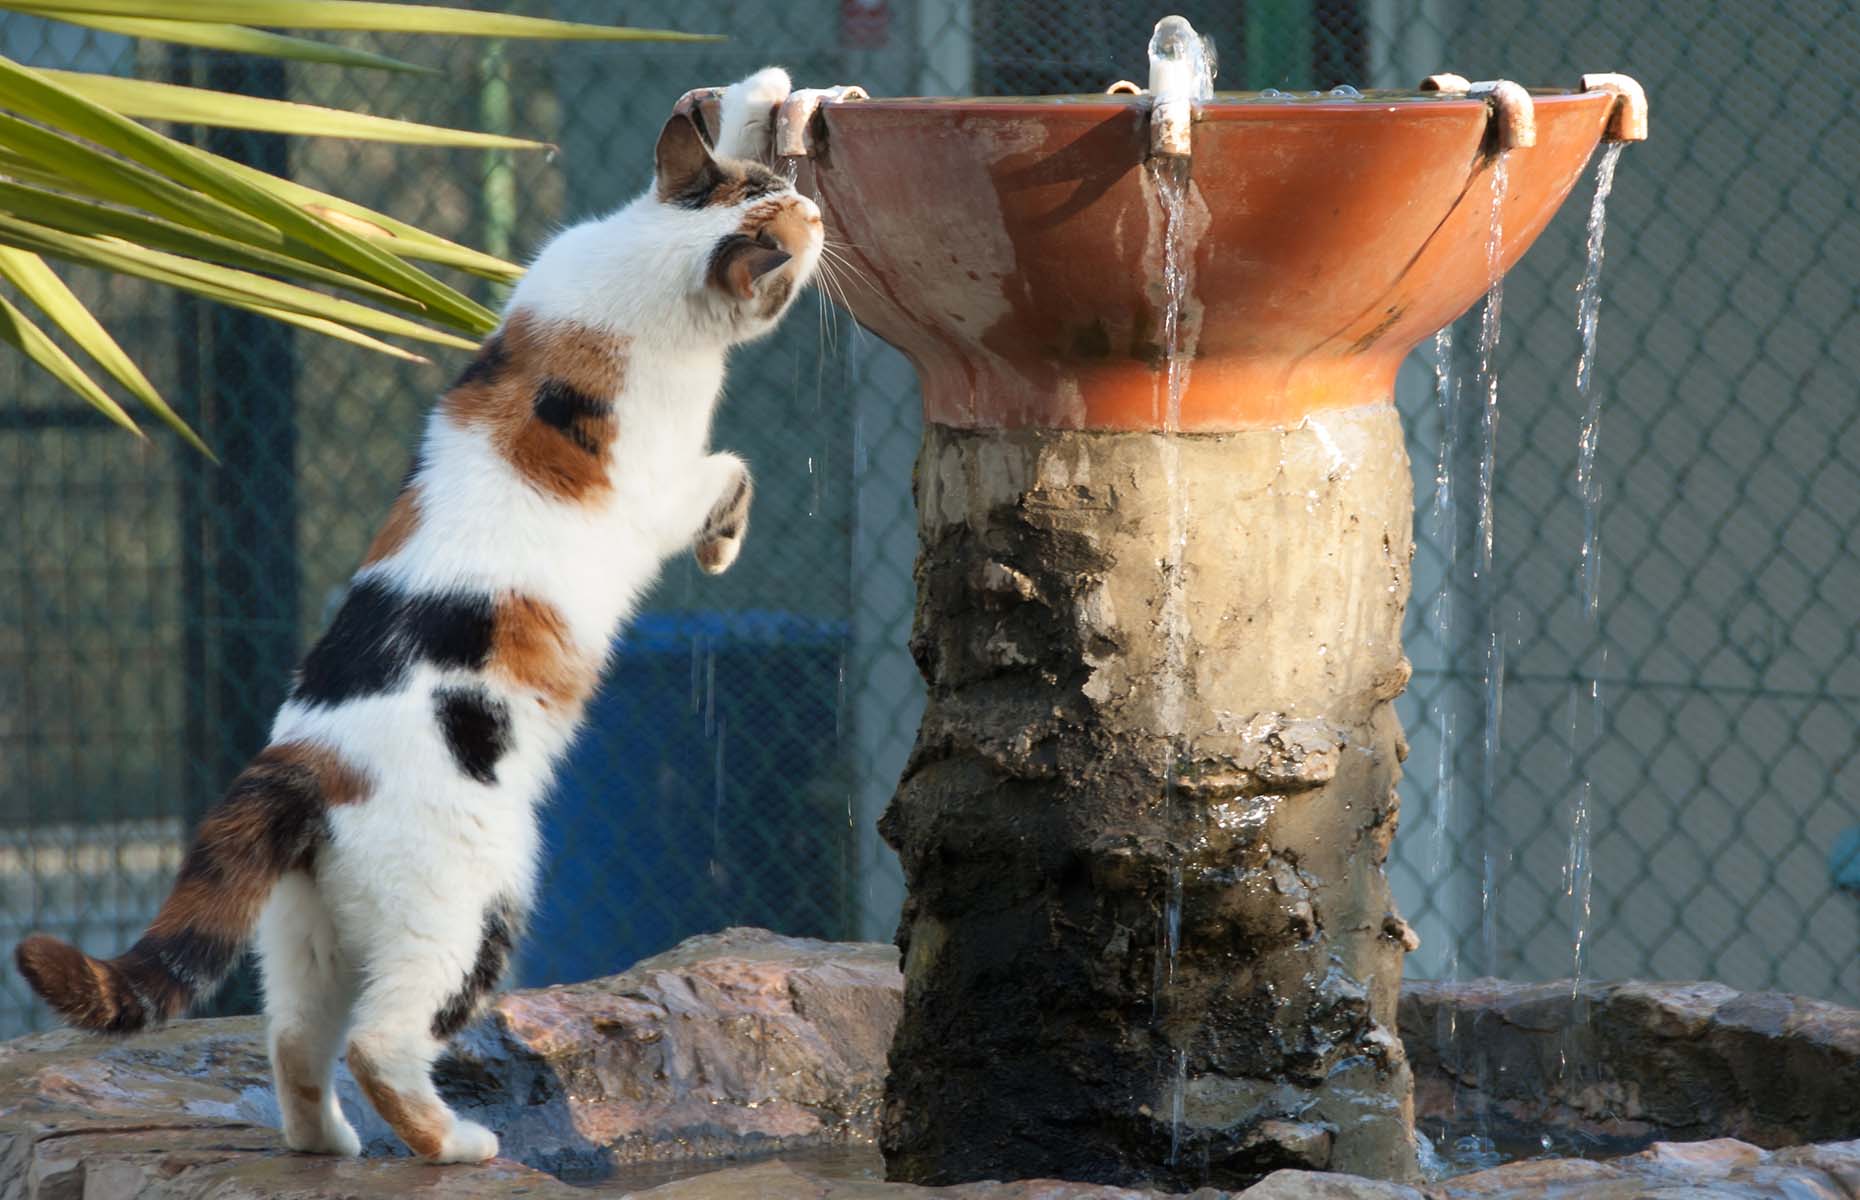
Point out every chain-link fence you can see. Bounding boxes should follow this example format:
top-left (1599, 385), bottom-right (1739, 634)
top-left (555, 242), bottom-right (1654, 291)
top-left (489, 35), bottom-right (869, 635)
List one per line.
top-left (1, 0), bottom-right (1855, 1036)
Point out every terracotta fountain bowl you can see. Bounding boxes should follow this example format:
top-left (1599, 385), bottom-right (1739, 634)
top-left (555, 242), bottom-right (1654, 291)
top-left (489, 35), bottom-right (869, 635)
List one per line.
top-left (796, 91), bottom-right (1615, 432)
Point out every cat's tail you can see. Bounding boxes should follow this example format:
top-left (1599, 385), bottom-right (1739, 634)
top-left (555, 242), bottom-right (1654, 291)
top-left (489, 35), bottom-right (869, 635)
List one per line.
top-left (15, 742), bottom-right (346, 1034)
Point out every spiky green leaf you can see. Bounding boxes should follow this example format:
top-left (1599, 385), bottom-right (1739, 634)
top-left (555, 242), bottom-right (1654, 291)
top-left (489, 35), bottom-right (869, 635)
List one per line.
top-left (37, 69), bottom-right (551, 147)
top-left (0, 0), bottom-right (716, 42)
top-left (0, 245), bottom-right (207, 452)
top-left (1, 11), bottom-right (431, 72)
top-left (0, 289), bottom-right (141, 436)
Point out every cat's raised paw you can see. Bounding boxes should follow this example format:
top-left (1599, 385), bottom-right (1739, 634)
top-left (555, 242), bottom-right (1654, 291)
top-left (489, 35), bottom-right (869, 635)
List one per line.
top-left (716, 67), bottom-right (793, 161)
top-left (735, 67), bottom-right (792, 109)
top-left (694, 457), bottom-right (752, 575)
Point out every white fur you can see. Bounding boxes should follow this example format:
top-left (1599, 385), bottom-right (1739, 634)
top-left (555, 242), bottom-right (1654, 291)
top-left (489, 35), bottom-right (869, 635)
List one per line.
top-left (252, 69), bottom-right (817, 1164)
top-left (715, 67), bottom-right (789, 163)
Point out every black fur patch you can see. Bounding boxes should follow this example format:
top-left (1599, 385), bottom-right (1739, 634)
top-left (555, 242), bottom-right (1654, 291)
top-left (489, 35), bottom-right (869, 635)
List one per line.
top-left (399, 449), bottom-right (427, 492)
top-left (128, 930), bottom-right (240, 992)
top-left (666, 162), bottom-right (784, 210)
top-left (736, 164), bottom-right (784, 199)
top-left (663, 158), bottom-right (727, 209)
top-left (452, 332), bottom-right (507, 389)
top-left (403, 593), bottom-right (498, 671)
top-left (292, 582), bottom-right (495, 707)
top-left (532, 379), bottom-right (609, 456)
top-left (435, 685), bottom-right (511, 785)
top-left (431, 900), bottom-right (519, 1040)
top-left (217, 757), bottom-right (329, 874)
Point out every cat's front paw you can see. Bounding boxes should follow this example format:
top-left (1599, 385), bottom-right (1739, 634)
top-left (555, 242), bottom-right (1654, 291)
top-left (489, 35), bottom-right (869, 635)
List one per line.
top-left (716, 67), bottom-right (792, 161)
top-left (733, 67), bottom-right (792, 110)
top-left (694, 457), bottom-right (752, 575)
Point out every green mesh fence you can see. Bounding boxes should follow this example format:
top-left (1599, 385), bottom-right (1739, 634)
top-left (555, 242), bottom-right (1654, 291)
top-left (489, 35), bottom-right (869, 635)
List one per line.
top-left (1, 0), bottom-right (1855, 1036)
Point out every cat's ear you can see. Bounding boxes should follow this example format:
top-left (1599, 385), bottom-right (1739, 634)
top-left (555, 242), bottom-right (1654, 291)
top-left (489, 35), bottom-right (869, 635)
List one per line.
top-left (710, 237), bottom-right (792, 301)
top-left (655, 112), bottom-right (723, 206)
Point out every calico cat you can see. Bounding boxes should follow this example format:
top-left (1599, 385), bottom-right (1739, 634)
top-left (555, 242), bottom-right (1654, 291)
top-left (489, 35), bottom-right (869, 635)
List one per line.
top-left (13, 67), bottom-right (820, 1164)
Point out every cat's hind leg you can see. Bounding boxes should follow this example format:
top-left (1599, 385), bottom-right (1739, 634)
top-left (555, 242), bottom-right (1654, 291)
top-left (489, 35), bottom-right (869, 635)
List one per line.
top-left (342, 897), bottom-right (516, 1163)
top-left (258, 870), bottom-right (362, 1156)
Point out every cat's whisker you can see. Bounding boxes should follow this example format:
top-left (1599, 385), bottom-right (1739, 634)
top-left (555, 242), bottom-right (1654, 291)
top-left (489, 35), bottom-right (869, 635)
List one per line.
top-left (816, 283), bottom-right (838, 355)
top-left (817, 241), bottom-right (881, 299)
top-left (811, 258), bottom-right (847, 354)
top-left (813, 256), bottom-right (866, 351)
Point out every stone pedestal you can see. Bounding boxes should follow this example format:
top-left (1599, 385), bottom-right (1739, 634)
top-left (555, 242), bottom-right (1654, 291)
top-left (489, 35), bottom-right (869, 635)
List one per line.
top-left (880, 408), bottom-right (1419, 1189)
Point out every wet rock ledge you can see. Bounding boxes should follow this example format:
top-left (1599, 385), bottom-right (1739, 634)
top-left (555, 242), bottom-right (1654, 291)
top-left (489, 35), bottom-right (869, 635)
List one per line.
top-left (4, 928), bottom-right (1860, 1199)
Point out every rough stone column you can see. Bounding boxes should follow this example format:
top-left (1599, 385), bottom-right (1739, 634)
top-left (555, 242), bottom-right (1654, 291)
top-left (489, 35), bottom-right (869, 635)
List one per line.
top-left (879, 404), bottom-right (1419, 1190)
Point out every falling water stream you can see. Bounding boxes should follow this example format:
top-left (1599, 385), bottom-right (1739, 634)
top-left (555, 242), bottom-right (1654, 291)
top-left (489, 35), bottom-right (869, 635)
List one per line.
top-left (1561, 142), bottom-right (1625, 1079)
top-left (1145, 14), bottom-right (1212, 1168)
top-left (1425, 326), bottom-right (1465, 1136)
top-left (1464, 154), bottom-right (1511, 1168)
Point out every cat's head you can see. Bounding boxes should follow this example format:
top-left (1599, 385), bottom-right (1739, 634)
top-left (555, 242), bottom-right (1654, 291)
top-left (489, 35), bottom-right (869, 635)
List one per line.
top-left (653, 112), bottom-right (822, 340)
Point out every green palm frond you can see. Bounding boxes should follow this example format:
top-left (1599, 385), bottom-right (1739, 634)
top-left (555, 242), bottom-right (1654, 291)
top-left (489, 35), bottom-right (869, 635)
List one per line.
top-left (0, 1), bottom-right (717, 450)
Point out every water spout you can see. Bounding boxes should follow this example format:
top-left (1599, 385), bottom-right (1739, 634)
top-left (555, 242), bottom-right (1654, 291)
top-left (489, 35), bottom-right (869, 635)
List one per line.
top-left (1580, 73), bottom-right (1650, 143)
top-left (1419, 75), bottom-right (1537, 152)
top-left (1468, 82), bottom-right (1537, 150)
top-left (1147, 15), bottom-right (1214, 159)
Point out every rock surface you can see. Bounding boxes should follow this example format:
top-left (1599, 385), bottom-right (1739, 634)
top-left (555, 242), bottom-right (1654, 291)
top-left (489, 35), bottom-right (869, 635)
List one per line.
top-left (0, 928), bottom-right (902, 1198)
top-left (1434, 1137), bottom-right (1860, 1198)
top-left (5, 931), bottom-right (1860, 1198)
top-left (1402, 978), bottom-right (1860, 1152)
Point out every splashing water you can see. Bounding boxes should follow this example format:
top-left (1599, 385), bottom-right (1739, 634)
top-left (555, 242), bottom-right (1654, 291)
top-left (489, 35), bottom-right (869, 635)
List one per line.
top-left (1562, 142), bottom-right (1624, 1080)
top-left (1148, 15), bottom-right (1216, 105)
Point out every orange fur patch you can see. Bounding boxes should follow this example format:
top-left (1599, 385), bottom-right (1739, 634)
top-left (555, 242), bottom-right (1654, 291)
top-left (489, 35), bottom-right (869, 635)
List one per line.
top-left (490, 594), bottom-right (598, 710)
top-left (361, 486), bottom-right (422, 567)
top-left (440, 312), bottom-right (628, 503)
top-left (13, 933), bottom-right (146, 1033)
top-left (149, 740), bottom-right (370, 943)
top-left (274, 1032), bottom-right (325, 1112)
top-left (349, 1044), bottom-right (447, 1160)
top-left (264, 740), bottom-right (374, 808)
top-left (741, 198), bottom-right (817, 255)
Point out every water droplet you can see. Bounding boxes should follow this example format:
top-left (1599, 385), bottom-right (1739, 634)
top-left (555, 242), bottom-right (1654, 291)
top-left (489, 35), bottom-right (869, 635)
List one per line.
top-left (1329, 84), bottom-right (1362, 98)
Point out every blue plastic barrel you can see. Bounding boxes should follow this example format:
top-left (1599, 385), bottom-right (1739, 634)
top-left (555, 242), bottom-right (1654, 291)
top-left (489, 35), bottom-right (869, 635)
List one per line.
top-left (516, 610), bottom-right (852, 987)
